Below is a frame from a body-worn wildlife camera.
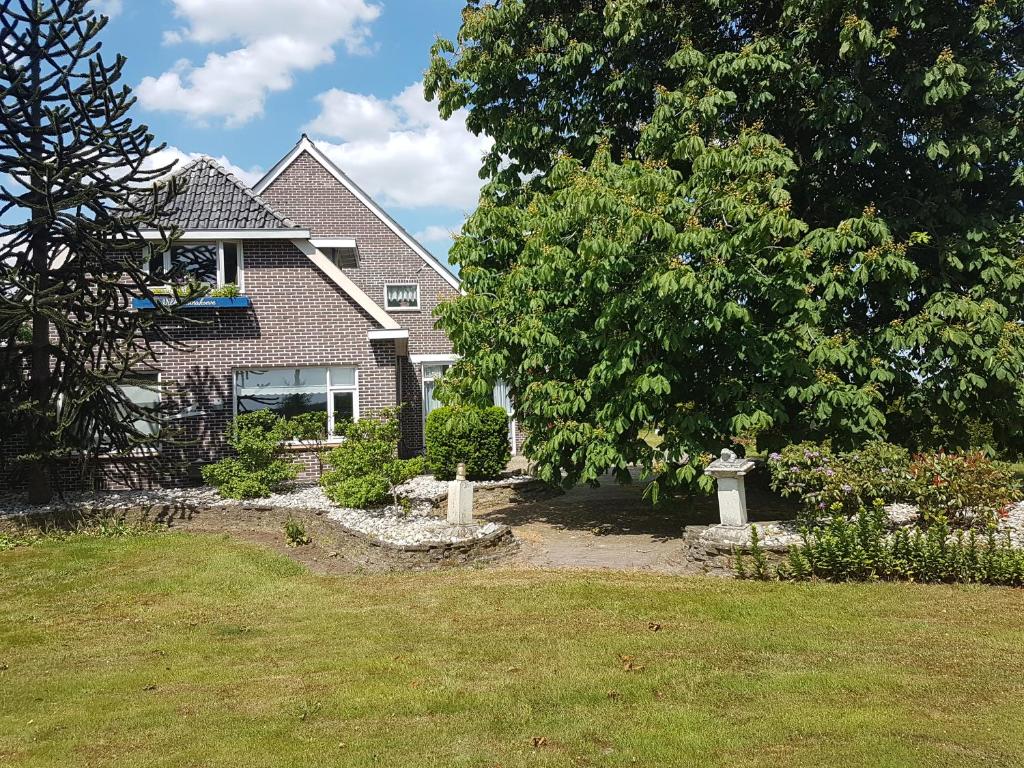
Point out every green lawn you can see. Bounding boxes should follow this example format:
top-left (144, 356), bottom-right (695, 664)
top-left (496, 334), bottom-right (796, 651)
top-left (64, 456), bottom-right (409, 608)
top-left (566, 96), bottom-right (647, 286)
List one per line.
top-left (2, 534), bottom-right (1023, 767)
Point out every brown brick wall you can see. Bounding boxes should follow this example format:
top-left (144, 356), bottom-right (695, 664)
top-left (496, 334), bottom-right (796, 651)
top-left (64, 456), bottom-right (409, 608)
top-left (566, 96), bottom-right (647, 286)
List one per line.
top-left (0, 149), bottom-right (471, 491)
top-left (151, 238), bottom-right (403, 482)
top-left (259, 150), bottom-right (460, 358)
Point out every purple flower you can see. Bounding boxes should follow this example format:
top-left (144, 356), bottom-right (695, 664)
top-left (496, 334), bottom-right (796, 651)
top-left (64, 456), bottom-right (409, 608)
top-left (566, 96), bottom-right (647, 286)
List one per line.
top-left (789, 466), bottom-right (800, 473)
top-left (769, 452), bottom-right (781, 461)
top-left (841, 484), bottom-right (853, 493)
top-left (825, 469), bottom-right (835, 477)
top-left (818, 502), bottom-right (826, 509)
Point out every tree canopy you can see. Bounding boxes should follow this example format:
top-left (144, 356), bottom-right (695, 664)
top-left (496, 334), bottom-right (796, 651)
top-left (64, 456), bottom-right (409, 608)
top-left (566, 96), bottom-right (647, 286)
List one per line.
top-left (426, 0), bottom-right (1024, 491)
top-left (0, 0), bottom-right (186, 502)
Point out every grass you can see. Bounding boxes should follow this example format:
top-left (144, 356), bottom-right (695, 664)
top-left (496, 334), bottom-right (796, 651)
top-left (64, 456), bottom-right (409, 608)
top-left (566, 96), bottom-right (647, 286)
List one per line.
top-left (2, 534), bottom-right (1023, 767)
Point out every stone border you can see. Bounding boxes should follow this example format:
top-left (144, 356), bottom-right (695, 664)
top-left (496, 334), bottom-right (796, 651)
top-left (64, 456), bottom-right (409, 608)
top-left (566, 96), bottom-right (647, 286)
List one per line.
top-left (683, 523), bottom-right (799, 576)
top-left (0, 497), bottom-right (520, 572)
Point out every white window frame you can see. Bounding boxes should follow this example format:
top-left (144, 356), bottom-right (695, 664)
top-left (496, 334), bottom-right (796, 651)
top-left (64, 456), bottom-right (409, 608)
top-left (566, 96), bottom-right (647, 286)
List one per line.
top-left (384, 283), bottom-right (420, 312)
top-left (421, 362), bottom-right (452, 440)
top-left (327, 366), bottom-right (359, 436)
top-left (102, 372), bottom-right (162, 455)
top-left (232, 365), bottom-right (359, 442)
top-left (144, 241), bottom-right (245, 292)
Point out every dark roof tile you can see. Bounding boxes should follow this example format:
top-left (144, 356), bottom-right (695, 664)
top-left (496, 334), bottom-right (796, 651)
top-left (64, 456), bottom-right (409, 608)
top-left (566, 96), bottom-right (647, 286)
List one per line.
top-left (149, 156), bottom-right (301, 232)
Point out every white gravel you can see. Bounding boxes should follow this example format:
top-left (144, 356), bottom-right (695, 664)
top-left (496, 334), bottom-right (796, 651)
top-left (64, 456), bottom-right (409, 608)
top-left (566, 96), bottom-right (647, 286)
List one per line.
top-left (0, 478), bottom-right (511, 548)
top-left (395, 472), bottom-right (534, 502)
top-left (1001, 502), bottom-right (1024, 547)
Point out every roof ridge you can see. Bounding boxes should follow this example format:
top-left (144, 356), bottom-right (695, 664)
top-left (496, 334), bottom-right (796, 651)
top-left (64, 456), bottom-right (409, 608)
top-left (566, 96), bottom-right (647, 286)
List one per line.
top-left (170, 154), bottom-right (300, 230)
top-left (199, 155), bottom-right (300, 230)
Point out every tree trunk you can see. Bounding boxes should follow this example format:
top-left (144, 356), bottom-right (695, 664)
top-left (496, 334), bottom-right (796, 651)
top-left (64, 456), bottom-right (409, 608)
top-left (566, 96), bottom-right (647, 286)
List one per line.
top-left (25, 5), bottom-right (52, 505)
top-left (26, 311), bottom-right (52, 505)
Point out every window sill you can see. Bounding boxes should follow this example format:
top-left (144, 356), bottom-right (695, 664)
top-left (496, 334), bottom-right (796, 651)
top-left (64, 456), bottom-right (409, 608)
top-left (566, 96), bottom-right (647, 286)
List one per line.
top-left (282, 439), bottom-right (344, 451)
top-left (133, 296), bottom-right (252, 310)
top-left (385, 306), bottom-right (421, 313)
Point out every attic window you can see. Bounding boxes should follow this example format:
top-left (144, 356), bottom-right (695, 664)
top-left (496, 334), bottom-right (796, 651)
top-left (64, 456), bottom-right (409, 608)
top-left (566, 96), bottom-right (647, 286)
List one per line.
top-left (385, 283), bottom-right (420, 311)
top-left (147, 241), bottom-right (243, 290)
top-left (326, 247), bottom-right (358, 269)
top-left (311, 239), bottom-right (359, 269)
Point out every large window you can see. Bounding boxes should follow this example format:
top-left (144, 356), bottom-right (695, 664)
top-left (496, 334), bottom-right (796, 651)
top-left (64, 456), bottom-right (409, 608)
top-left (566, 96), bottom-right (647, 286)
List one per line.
top-left (120, 373), bottom-right (161, 437)
top-left (148, 241), bottom-right (242, 289)
top-left (422, 363), bottom-right (450, 425)
top-left (235, 366), bottom-right (358, 436)
top-left (385, 283), bottom-right (420, 311)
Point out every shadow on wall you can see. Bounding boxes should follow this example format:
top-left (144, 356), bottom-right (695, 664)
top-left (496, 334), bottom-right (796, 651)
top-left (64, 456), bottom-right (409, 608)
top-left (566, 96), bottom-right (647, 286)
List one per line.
top-left (160, 364), bottom-right (234, 484)
top-left (156, 308), bottom-right (262, 343)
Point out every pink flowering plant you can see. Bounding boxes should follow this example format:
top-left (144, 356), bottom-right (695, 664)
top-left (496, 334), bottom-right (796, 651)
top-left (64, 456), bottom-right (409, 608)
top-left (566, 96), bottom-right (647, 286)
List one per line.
top-left (769, 441), bottom-right (1020, 529)
top-left (767, 440), bottom-right (914, 518)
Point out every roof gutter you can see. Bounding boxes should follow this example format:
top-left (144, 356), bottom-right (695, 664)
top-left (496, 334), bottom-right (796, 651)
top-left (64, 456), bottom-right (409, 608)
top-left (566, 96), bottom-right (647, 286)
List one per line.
top-left (138, 229), bottom-right (311, 240)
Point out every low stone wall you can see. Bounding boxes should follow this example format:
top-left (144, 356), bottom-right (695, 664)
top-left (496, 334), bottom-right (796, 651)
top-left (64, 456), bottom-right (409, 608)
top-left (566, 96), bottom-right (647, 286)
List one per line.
top-left (683, 523), bottom-right (798, 577)
top-left (323, 521), bottom-right (518, 571)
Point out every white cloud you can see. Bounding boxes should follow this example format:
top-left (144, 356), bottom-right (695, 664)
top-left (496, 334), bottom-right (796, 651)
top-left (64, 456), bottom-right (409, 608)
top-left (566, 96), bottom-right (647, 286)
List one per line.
top-left (414, 225), bottom-right (459, 244)
top-left (306, 82), bottom-right (492, 210)
top-left (93, 0), bottom-right (123, 17)
top-left (137, 0), bottom-right (380, 127)
top-left (143, 146), bottom-right (263, 187)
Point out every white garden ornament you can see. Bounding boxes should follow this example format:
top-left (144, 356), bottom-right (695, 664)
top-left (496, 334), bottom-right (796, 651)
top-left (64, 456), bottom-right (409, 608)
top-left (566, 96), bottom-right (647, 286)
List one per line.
top-left (704, 449), bottom-right (756, 527)
top-left (447, 462), bottom-right (474, 525)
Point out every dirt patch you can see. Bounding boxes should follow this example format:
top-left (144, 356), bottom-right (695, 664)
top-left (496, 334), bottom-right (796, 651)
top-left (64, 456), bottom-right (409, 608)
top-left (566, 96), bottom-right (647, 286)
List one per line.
top-left (474, 474), bottom-right (797, 573)
top-left (3, 473), bottom-right (797, 576)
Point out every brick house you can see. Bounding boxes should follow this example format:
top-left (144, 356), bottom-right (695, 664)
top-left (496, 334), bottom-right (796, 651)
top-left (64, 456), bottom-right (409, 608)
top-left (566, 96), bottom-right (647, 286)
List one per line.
top-left (124, 135), bottom-right (516, 484)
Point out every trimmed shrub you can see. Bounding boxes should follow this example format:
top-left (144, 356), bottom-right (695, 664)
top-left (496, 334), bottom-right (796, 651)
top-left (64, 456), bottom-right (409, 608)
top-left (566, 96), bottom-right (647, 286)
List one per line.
top-left (425, 405), bottom-right (510, 481)
top-left (201, 411), bottom-right (299, 499)
top-left (321, 408), bottom-right (424, 508)
top-left (738, 500), bottom-right (1024, 586)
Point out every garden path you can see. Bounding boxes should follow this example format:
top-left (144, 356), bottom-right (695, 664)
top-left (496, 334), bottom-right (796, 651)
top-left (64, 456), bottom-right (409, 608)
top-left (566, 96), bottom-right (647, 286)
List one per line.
top-left (475, 471), bottom-right (796, 573)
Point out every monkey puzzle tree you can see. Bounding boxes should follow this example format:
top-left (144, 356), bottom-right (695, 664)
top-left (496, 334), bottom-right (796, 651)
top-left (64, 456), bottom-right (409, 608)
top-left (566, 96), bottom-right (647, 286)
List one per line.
top-left (427, 1), bottom-right (1024, 492)
top-left (0, 0), bottom-right (188, 503)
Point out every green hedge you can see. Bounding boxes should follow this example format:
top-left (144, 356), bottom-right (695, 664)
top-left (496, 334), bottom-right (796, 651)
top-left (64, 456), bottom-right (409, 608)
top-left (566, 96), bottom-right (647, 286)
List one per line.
top-left (425, 406), bottom-right (510, 481)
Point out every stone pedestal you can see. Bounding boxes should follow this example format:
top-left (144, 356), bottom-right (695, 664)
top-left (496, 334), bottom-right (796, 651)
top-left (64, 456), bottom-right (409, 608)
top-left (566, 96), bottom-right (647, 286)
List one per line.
top-left (447, 462), bottom-right (474, 525)
top-left (704, 449), bottom-right (756, 526)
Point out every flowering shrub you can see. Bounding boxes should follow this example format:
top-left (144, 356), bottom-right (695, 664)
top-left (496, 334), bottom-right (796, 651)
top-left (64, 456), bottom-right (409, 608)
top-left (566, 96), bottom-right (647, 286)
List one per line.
top-left (768, 441), bottom-right (1020, 528)
top-left (910, 452), bottom-right (1018, 528)
top-left (767, 441), bottom-right (913, 517)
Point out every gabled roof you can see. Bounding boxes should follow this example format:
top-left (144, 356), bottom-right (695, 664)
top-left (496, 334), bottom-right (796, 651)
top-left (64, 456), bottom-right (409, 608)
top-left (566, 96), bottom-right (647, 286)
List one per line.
top-left (153, 156), bottom-right (303, 232)
top-left (254, 136), bottom-right (461, 290)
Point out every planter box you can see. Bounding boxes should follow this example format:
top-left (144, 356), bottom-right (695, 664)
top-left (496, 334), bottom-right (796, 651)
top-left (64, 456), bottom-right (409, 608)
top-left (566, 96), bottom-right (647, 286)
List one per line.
top-left (132, 296), bottom-right (252, 310)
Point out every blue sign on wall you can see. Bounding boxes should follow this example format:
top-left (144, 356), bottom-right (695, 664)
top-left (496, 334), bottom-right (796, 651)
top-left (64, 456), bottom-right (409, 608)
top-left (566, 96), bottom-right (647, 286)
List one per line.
top-left (132, 296), bottom-right (252, 310)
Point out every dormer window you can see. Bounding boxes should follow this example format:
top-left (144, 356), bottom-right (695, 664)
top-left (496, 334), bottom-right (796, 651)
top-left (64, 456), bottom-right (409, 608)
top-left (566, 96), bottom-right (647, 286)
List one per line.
top-left (311, 239), bottom-right (359, 269)
top-left (147, 241), bottom-right (243, 290)
top-left (385, 283), bottom-right (420, 311)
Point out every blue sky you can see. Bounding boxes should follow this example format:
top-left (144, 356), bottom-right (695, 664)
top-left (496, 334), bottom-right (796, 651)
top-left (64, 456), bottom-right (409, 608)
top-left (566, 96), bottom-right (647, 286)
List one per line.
top-left (96, 0), bottom-right (485, 265)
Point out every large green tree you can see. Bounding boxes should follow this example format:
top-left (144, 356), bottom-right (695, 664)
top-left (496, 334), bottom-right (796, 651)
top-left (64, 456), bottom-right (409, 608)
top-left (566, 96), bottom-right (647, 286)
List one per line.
top-left (0, 0), bottom-right (186, 503)
top-left (426, 0), bottom-right (1024, 491)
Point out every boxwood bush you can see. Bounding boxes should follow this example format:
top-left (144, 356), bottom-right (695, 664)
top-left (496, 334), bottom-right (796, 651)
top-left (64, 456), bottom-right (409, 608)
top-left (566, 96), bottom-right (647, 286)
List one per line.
top-left (321, 407), bottom-right (423, 508)
top-left (425, 405), bottom-right (510, 481)
top-left (201, 411), bottom-right (299, 499)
